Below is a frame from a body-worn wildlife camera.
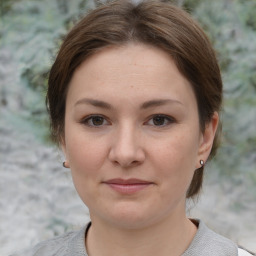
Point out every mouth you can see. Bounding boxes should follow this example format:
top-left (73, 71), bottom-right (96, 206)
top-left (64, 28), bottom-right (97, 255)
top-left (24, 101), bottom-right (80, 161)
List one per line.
top-left (102, 178), bottom-right (154, 194)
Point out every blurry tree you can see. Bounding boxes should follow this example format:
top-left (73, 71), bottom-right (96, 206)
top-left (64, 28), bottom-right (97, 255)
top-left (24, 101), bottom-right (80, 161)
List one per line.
top-left (0, 0), bottom-right (90, 141)
top-left (186, 0), bottom-right (256, 193)
top-left (167, 0), bottom-right (256, 191)
top-left (1, 0), bottom-right (255, 186)
top-left (1, 0), bottom-right (18, 14)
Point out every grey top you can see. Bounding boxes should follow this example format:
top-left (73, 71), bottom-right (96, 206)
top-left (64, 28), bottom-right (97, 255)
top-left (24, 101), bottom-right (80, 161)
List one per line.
top-left (11, 220), bottom-right (249, 256)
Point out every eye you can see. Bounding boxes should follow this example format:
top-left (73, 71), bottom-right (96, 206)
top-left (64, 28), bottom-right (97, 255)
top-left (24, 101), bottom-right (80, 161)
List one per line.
top-left (147, 115), bottom-right (175, 126)
top-left (81, 115), bottom-right (110, 127)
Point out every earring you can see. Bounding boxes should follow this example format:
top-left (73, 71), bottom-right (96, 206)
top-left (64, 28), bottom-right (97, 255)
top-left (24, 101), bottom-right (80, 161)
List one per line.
top-left (63, 161), bottom-right (69, 168)
top-left (199, 160), bottom-right (204, 166)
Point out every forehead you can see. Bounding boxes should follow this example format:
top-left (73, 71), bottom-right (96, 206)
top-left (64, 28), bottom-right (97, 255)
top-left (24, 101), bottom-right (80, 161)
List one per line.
top-left (74, 43), bottom-right (180, 82)
top-left (67, 43), bottom-right (196, 108)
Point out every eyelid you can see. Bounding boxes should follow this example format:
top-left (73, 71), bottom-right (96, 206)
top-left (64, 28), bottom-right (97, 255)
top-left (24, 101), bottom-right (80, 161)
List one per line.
top-left (80, 114), bottom-right (111, 127)
top-left (80, 114), bottom-right (176, 127)
top-left (145, 114), bottom-right (176, 126)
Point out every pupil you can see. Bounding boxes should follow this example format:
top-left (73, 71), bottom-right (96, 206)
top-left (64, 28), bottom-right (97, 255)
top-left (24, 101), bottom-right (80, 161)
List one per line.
top-left (92, 116), bottom-right (104, 125)
top-left (153, 116), bottom-right (165, 126)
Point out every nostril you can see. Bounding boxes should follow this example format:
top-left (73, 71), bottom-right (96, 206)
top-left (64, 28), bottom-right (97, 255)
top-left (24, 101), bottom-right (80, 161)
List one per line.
top-left (108, 134), bottom-right (146, 167)
top-left (109, 152), bottom-right (144, 168)
top-left (131, 160), bottom-right (140, 166)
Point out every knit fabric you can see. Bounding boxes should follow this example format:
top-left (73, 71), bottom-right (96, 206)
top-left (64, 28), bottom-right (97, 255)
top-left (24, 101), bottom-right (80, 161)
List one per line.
top-left (182, 221), bottom-right (238, 256)
top-left (11, 220), bottom-right (252, 256)
top-left (11, 226), bottom-right (88, 256)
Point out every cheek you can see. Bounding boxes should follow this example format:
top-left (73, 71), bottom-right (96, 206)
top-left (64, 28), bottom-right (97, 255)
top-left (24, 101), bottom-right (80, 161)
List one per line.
top-left (68, 140), bottom-right (107, 173)
top-left (150, 131), bottom-right (199, 184)
top-left (65, 136), bottom-right (108, 205)
top-left (64, 126), bottom-right (109, 185)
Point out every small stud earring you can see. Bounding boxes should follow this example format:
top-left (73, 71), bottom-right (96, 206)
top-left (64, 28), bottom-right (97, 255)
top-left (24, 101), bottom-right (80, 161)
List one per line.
top-left (63, 161), bottom-right (69, 168)
top-left (200, 160), bottom-right (204, 166)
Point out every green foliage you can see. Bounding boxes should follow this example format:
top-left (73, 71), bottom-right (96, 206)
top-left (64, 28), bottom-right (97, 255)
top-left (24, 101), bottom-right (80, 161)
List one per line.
top-left (182, 0), bottom-right (204, 13)
top-left (0, 0), bottom-right (19, 14)
top-left (190, 0), bottom-right (256, 185)
top-left (0, 0), bottom-right (89, 141)
top-left (237, 0), bottom-right (256, 31)
top-left (1, 0), bottom-right (255, 184)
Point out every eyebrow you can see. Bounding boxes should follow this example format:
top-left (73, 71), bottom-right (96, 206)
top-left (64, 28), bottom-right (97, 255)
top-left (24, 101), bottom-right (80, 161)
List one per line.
top-left (140, 99), bottom-right (183, 109)
top-left (75, 98), bottom-right (112, 109)
top-left (74, 98), bottom-right (183, 109)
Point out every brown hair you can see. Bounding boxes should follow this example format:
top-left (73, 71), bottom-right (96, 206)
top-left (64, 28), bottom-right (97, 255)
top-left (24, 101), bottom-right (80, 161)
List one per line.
top-left (47, 0), bottom-right (222, 198)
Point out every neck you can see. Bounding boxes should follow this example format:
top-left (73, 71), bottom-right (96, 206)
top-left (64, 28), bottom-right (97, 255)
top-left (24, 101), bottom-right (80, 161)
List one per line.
top-left (86, 213), bottom-right (197, 256)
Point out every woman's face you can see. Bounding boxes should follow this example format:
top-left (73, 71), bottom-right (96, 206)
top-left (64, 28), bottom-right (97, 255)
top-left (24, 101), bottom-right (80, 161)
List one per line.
top-left (62, 43), bottom-right (217, 229)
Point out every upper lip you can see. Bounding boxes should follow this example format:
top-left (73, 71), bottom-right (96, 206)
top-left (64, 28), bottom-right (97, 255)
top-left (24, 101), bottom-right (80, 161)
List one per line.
top-left (103, 178), bottom-right (153, 185)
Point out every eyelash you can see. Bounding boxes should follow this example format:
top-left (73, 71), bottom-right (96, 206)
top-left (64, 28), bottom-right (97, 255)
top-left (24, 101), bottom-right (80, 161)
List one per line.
top-left (80, 114), bottom-right (176, 128)
top-left (146, 114), bottom-right (176, 127)
top-left (80, 115), bottom-right (110, 128)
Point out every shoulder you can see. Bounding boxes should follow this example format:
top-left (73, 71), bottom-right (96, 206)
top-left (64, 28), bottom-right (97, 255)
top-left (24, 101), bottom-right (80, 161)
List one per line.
top-left (183, 219), bottom-right (238, 255)
top-left (10, 231), bottom-right (76, 256)
top-left (184, 219), bottom-right (255, 256)
top-left (10, 226), bottom-right (88, 256)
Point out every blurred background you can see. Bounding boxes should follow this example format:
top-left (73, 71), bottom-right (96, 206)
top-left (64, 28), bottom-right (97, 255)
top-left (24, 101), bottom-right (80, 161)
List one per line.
top-left (0, 0), bottom-right (255, 255)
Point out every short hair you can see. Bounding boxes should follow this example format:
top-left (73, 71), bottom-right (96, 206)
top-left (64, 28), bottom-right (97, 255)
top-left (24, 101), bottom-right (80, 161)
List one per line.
top-left (46, 0), bottom-right (222, 198)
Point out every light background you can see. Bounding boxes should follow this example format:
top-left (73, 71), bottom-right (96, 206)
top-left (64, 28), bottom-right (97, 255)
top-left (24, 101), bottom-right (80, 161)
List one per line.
top-left (0, 0), bottom-right (256, 255)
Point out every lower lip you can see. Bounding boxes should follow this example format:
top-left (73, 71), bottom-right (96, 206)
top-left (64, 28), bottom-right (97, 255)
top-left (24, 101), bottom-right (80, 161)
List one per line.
top-left (105, 183), bottom-right (152, 194)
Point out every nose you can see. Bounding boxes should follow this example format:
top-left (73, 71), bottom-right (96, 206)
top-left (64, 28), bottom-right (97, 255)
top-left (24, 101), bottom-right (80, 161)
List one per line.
top-left (108, 124), bottom-right (145, 168)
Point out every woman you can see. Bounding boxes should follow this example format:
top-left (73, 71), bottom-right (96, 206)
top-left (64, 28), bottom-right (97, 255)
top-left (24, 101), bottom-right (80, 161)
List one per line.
top-left (12, 0), bottom-right (253, 255)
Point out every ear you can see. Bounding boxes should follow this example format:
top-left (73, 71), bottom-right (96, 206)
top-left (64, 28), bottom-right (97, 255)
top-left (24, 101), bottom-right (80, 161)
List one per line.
top-left (197, 112), bottom-right (219, 168)
top-left (60, 137), bottom-right (70, 168)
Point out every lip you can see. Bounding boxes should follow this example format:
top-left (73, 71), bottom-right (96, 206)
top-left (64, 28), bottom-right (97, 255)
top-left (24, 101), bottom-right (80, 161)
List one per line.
top-left (102, 178), bottom-right (154, 194)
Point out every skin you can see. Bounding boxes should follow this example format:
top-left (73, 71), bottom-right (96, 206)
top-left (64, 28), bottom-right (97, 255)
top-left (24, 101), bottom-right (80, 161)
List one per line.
top-left (62, 43), bottom-right (219, 256)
